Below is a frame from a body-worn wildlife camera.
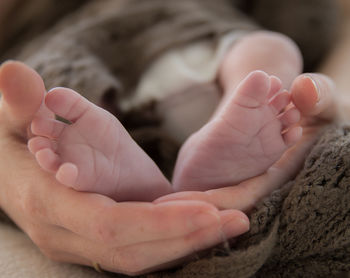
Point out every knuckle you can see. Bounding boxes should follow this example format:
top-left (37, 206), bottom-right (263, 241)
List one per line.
top-left (20, 189), bottom-right (45, 219)
top-left (27, 227), bottom-right (49, 249)
top-left (26, 228), bottom-right (61, 262)
top-left (40, 248), bottom-right (60, 262)
top-left (21, 193), bottom-right (38, 217)
top-left (184, 233), bottom-right (199, 254)
top-left (110, 250), bottom-right (145, 276)
top-left (91, 213), bottom-right (117, 244)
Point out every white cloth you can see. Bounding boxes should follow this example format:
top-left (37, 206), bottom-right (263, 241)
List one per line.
top-left (122, 31), bottom-right (246, 143)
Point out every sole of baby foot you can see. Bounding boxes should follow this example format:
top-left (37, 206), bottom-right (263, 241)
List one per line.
top-left (172, 71), bottom-right (302, 191)
top-left (29, 87), bottom-right (172, 201)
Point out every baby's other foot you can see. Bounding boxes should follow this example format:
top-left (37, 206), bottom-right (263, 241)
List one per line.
top-left (28, 88), bottom-right (172, 201)
top-left (173, 71), bottom-right (302, 191)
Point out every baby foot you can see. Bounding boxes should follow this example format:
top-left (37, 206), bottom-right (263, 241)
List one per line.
top-left (28, 87), bottom-right (172, 201)
top-left (173, 71), bottom-right (302, 191)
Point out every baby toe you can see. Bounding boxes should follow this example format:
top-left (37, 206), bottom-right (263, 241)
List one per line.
top-left (35, 148), bottom-right (61, 172)
top-left (267, 75), bottom-right (283, 99)
top-left (232, 71), bottom-right (271, 108)
top-left (269, 90), bottom-right (291, 115)
top-left (28, 136), bottom-right (57, 154)
top-left (56, 163), bottom-right (78, 188)
top-left (45, 88), bottom-right (91, 123)
top-left (31, 117), bottom-right (67, 139)
top-left (280, 107), bottom-right (301, 129)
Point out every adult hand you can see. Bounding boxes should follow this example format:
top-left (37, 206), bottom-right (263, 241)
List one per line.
top-left (0, 61), bottom-right (250, 275)
top-left (156, 73), bottom-right (338, 212)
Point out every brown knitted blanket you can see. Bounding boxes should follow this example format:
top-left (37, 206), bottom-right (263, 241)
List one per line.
top-left (1, 0), bottom-right (348, 277)
top-left (142, 125), bottom-right (350, 278)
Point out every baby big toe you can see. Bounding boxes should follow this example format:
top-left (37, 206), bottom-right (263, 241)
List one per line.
top-left (45, 88), bottom-right (91, 123)
top-left (233, 71), bottom-right (271, 108)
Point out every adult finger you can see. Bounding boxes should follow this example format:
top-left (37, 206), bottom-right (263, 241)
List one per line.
top-left (42, 182), bottom-right (247, 247)
top-left (1, 129), bottom-right (245, 248)
top-left (0, 61), bottom-right (46, 133)
top-left (36, 210), bottom-right (248, 276)
top-left (155, 165), bottom-right (290, 212)
top-left (103, 216), bottom-right (246, 276)
top-left (291, 73), bottom-right (337, 121)
top-left (154, 186), bottom-right (256, 211)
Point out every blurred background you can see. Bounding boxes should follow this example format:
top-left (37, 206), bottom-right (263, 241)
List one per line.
top-left (0, 0), bottom-right (349, 105)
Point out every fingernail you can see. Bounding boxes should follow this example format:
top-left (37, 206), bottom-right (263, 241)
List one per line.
top-left (48, 87), bottom-right (64, 93)
top-left (222, 216), bottom-right (250, 238)
top-left (304, 75), bottom-right (320, 102)
top-left (0, 60), bottom-right (13, 69)
top-left (191, 211), bottom-right (220, 230)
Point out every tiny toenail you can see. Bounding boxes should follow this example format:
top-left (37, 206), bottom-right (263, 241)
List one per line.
top-left (304, 75), bottom-right (320, 102)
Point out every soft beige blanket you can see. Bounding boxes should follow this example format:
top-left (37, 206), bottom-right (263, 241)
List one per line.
top-left (0, 223), bottom-right (107, 278)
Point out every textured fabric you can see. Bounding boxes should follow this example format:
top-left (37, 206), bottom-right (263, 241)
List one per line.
top-left (0, 223), bottom-right (107, 278)
top-left (144, 125), bottom-right (350, 278)
top-left (0, 0), bottom-right (88, 58)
